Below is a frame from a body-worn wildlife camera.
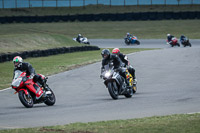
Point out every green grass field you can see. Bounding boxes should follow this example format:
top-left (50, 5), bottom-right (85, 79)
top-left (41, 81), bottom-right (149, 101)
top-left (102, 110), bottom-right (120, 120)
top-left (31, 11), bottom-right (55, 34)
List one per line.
top-left (0, 113), bottom-right (200, 133)
top-left (0, 20), bottom-right (200, 54)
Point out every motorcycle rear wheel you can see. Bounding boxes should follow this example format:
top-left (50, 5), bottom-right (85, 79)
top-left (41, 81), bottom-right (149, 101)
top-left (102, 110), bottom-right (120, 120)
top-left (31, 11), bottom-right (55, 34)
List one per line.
top-left (124, 88), bottom-right (133, 98)
top-left (107, 82), bottom-right (119, 100)
top-left (135, 40), bottom-right (140, 45)
top-left (18, 91), bottom-right (33, 108)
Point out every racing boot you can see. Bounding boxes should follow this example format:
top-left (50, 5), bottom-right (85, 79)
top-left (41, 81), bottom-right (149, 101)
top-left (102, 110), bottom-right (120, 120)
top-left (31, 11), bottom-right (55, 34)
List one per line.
top-left (39, 79), bottom-right (51, 94)
top-left (132, 74), bottom-right (137, 85)
top-left (133, 78), bottom-right (137, 85)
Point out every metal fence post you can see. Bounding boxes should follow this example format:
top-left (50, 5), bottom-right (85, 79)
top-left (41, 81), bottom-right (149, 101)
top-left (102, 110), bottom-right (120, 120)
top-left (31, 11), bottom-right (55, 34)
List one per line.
top-left (137, 0), bottom-right (139, 6)
top-left (2, 0), bottom-right (4, 8)
top-left (42, 0), bottom-right (44, 8)
top-left (69, 0), bottom-right (71, 8)
top-left (15, 0), bottom-right (17, 8)
top-left (56, 0), bottom-right (58, 8)
top-left (177, 0), bottom-right (180, 6)
top-left (97, 0), bottom-right (98, 7)
top-left (110, 0), bottom-right (111, 7)
top-left (83, 0), bottom-right (85, 8)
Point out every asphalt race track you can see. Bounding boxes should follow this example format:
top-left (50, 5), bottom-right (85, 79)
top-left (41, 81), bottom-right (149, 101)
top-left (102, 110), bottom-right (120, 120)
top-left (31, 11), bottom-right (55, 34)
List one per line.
top-left (0, 39), bottom-right (200, 129)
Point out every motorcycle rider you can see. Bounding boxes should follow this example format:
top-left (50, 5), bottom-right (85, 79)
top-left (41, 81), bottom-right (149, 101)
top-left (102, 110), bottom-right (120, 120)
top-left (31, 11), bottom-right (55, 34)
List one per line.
top-left (126, 33), bottom-right (132, 38)
top-left (76, 34), bottom-right (83, 43)
top-left (126, 33), bottom-right (133, 41)
top-left (167, 34), bottom-right (174, 45)
top-left (180, 35), bottom-right (187, 44)
top-left (12, 56), bottom-right (48, 91)
top-left (112, 48), bottom-right (137, 83)
top-left (101, 49), bottom-right (130, 86)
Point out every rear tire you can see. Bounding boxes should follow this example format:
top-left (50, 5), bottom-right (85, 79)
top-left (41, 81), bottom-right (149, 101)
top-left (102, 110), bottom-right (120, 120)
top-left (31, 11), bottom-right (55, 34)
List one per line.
top-left (107, 82), bottom-right (119, 100)
top-left (136, 40), bottom-right (140, 45)
top-left (124, 88), bottom-right (133, 98)
top-left (18, 91), bottom-right (33, 108)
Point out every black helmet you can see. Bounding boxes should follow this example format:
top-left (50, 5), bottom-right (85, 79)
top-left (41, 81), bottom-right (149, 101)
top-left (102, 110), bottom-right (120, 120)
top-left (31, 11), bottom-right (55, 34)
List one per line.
top-left (101, 49), bottom-right (110, 59)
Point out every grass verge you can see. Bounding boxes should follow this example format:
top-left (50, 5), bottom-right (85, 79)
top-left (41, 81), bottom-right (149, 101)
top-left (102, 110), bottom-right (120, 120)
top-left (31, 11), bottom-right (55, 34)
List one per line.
top-left (0, 48), bottom-right (154, 90)
top-left (0, 33), bottom-right (83, 54)
top-left (0, 19), bottom-right (199, 54)
top-left (1, 20), bottom-right (200, 40)
top-left (0, 113), bottom-right (199, 133)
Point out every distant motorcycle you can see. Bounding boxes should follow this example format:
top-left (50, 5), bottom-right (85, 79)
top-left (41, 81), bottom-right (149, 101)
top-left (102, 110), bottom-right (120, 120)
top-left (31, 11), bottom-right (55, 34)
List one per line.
top-left (166, 37), bottom-right (180, 47)
top-left (11, 70), bottom-right (56, 108)
top-left (101, 63), bottom-right (136, 100)
top-left (73, 37), bottom-right (90, 45)
top-left (180, 38), bottom-right (192, 47)
top-left (124, 36), bottom-right (140, 45)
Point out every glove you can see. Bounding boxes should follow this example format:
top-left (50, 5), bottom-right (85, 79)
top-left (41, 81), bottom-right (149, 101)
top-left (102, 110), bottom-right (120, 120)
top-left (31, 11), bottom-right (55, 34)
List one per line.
top-left (29, 74), bottom-right (34, 79)
top-left (100, 75), bottom-right (103, 78)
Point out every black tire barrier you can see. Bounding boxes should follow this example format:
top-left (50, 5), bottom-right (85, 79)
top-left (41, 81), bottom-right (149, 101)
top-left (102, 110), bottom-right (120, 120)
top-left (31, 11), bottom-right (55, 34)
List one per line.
top-left (0, 11), bottom-right (199, 24)
top-left (0, 46), bottom-right (100, 63)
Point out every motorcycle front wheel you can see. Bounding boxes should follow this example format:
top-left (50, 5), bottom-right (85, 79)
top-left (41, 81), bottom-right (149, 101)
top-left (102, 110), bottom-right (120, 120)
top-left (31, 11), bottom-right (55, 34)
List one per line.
top-left (18, 90), bottom-right (33, 108)
top-left (44, 89), bottom-right (56, 106)
top-left (107, 82), bottom-right (119, 100)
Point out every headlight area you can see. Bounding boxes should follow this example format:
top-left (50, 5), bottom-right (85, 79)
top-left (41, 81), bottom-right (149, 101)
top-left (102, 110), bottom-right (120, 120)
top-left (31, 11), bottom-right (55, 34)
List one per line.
top-left (105, 72), bottom-right (111, 78)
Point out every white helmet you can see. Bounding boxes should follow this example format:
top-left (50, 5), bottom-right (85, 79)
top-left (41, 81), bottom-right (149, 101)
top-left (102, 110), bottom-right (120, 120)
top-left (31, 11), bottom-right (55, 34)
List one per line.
top-left (167, 34), bottom-right (171, 37)
top-left (13, 56), bottom-right (23, 67)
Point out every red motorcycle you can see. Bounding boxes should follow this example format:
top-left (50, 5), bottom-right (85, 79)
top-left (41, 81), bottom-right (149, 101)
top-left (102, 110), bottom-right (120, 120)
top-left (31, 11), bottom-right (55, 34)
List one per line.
top-left (166, 37), bottom-right (180, 47)
top-left (11, 70), bottom-right (56, 108)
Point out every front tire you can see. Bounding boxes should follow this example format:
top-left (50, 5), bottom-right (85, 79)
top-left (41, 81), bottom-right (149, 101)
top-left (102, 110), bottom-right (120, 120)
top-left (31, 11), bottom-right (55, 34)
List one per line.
top-left (44, 89), bottom-right (56, 106)
top-left (18, 90), bottom-right (33, 108)
top-left (107, 82), bottom-right (119, 100)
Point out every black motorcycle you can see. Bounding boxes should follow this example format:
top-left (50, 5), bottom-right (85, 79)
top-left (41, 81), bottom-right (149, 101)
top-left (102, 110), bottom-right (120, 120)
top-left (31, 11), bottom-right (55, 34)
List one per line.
top-left (180, 38), bottom-right (192, 47)
top-left (101, 63), bottom-right (135, 100)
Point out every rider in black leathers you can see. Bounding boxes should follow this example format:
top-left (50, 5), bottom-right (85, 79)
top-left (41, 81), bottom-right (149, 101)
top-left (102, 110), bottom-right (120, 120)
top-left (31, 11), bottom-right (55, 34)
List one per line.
top-left (13, 56), bottom-right (47, 89)
top-left (180, 35), bottom-right (187, 44)
top-left (112, 48), bottom-right (136, 82)
top-left (101, 49), bottom-right (130, 86)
